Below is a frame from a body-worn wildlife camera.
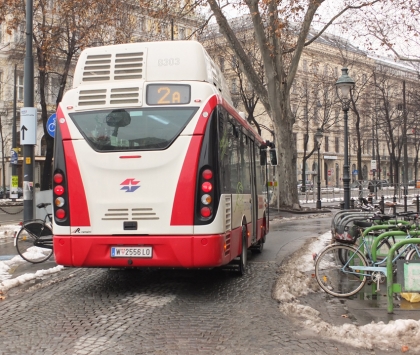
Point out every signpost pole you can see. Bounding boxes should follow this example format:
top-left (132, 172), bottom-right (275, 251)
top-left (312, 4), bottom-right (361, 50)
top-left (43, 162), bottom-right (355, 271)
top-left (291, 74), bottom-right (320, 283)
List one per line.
top-left (10, 64), bottom-right (18, 202)
top-left (23, 0), bottom-right (34, 221)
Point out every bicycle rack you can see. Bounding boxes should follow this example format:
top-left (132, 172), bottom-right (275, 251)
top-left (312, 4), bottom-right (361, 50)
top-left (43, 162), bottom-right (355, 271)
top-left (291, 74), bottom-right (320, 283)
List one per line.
top-left (386, 237), bottom-right (420, 313)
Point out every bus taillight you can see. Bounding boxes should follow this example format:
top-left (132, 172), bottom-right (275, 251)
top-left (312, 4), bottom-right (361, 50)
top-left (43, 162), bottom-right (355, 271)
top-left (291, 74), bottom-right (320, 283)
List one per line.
top-left (54, 173), bottom-right (64, 184)
top-left (53, 169), bottom-right (68, 223)
top-left (202, 169), bottom-right (213, 180)
top-left (201, 207), bottom-right (211, 217)
top-left (54, 185), bottom-right (64, 196)
top-left (201, 182), bottom-right (212, 193)
top-left (56, 209), bottom-right (66, 219)
top-left (199, 168), bottom-right (214, 218)
top-left (201, 194), bottom-right (212, 205)
top-left (55, 197), bottom-right (65, 207)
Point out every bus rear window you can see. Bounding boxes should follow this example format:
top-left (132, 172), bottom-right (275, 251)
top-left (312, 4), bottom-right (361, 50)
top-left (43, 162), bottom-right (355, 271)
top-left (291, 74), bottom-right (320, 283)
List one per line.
top-left (69, 107), bottom-right (198, 151)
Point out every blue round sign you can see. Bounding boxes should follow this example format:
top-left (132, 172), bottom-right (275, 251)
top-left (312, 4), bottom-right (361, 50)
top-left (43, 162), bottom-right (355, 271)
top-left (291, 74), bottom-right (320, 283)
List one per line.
top-left (47, 113), bottom-right (56, 138)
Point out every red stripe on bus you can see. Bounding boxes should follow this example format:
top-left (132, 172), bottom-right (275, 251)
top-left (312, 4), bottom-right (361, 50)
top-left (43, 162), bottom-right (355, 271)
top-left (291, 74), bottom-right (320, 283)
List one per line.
top-left (193, 95), bottom-right (218, 135)
top-left (170, 135), bottom-right (203, 225)
top-left (63, 141), bottom-right (91, 226)
top-left (56, 105), bottom-right (71, 140)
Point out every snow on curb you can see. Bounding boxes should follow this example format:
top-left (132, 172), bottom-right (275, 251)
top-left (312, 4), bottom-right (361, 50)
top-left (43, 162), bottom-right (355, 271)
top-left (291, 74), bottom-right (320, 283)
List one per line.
top-left (0, 254), bottom-right (64, 292)
top-left (273, 231), bottom-right (420, 352)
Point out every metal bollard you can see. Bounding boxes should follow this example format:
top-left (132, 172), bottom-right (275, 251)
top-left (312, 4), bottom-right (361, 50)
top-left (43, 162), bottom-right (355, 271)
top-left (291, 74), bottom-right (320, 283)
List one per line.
top-left (404, 195), bottom-right (407, 212)
top-left (350, 198), bottom-right (354, 209)
top-left (393, 195), bottom-right (397, 215)
top-left (417, 195), bottom-right (420, 213)
top-left (380, 196), bottom-right (385, 214)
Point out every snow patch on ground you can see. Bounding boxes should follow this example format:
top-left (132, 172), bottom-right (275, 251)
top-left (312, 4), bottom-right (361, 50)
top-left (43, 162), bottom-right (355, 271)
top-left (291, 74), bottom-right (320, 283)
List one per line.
top-left (273, 231), bottom-right (420, 352)
top-left (0, 253), bottom-right (64, 292)
top-left (0, 223), bottom-right (63, 293)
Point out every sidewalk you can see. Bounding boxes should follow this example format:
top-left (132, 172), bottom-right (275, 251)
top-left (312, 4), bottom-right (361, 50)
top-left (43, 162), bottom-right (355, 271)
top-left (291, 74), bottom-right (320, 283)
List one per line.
top-left (270, 205), bottom-right (420, 353)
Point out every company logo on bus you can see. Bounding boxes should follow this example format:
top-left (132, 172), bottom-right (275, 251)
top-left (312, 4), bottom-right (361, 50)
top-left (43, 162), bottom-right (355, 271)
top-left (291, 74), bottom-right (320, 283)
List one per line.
top-left (120, 178), bottom-right (140, 192)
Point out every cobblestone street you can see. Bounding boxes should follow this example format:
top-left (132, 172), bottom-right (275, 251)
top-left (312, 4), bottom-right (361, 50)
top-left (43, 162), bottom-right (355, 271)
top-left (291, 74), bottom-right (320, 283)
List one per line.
top-left (0, 259), bottom-right (379, 355)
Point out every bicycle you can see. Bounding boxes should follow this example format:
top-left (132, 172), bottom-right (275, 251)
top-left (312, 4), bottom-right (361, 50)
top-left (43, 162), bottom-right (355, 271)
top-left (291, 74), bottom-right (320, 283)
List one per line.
top-left (315, 216), bottom-right (420, 297)
top-left (14, 203), bottom-right (53, 263)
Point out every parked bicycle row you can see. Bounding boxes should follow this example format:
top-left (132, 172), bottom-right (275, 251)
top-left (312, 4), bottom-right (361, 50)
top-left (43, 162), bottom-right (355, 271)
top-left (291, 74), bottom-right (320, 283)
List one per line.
top-left (314, 200), bottom-right (420, 298)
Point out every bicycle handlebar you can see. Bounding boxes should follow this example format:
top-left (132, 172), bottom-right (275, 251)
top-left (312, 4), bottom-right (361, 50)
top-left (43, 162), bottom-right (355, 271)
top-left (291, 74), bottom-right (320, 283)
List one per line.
top-left (36, 203), bottom-right (51, 209)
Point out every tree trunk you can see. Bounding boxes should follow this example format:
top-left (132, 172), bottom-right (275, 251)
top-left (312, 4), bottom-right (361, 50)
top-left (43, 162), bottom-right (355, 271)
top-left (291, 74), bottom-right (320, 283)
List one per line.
top-left (271, 105), bottom-right (299, 208)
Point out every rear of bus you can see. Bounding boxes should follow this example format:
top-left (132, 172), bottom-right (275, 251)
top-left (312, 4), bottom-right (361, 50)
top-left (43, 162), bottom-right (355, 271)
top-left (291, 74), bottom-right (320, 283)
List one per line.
top-left (52, 41), bottom-right (256, 269)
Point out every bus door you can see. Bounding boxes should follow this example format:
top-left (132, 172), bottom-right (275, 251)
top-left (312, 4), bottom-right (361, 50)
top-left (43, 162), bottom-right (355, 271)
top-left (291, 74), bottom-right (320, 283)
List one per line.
top-left (249, 138), bottom-right (258, 243)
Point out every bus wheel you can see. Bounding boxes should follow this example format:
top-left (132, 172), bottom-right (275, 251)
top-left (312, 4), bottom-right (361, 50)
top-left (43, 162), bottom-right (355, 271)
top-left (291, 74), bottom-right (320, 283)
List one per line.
top-left (238, 226), bottom-right (248, 275)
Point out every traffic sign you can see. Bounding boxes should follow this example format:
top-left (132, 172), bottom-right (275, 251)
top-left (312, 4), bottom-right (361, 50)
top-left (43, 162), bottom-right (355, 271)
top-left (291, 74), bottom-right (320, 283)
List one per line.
top-left (328, 170), bottom-right (331, 176)
top-left (371, 160), bottom-right (377, 170)
top-left (20, 107), bottom-right (37, 145)
top-left (352, 170), bottom-right (358, 175)
top-left (10, 149), bottom-right (18, 164)
top-left (11, 175), bottom-right (18, 187)
top-left (47, 113), bottom-right (56, 138)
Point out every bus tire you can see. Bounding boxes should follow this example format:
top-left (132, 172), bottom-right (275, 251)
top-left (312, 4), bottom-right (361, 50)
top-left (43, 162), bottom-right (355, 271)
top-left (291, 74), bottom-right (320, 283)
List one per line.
top-left (238, 226), bottom-right (248, 275)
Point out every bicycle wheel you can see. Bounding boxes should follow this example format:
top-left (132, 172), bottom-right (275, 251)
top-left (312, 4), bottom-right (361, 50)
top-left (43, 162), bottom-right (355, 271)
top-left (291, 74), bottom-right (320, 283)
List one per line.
top-left (16, 222), bottom-right (53, 264)
top-left (315, 244), bottom-right (368, 297)
top-left (406, 248), bottom-right (420, 261)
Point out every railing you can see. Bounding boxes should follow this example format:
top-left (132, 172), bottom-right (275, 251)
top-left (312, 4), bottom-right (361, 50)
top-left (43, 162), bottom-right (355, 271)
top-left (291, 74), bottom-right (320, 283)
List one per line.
top-left (299, 182), bottom-right (420, 206)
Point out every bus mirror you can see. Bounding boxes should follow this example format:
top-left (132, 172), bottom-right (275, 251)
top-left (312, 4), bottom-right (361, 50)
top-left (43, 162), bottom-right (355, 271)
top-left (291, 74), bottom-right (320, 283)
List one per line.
top-left (260, 149), bottom-right (267, 165)
top-left (270, 149), bottom-right (278, 166)
top-left (106, 109), bottom-right (131, 128)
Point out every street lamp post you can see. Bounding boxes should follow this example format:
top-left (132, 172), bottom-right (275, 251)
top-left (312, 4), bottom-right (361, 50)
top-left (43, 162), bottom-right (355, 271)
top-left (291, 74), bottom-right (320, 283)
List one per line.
top-left (336, 68), bottom-right (355, 210)
top-left (315, 128), bottom-right (324, 209)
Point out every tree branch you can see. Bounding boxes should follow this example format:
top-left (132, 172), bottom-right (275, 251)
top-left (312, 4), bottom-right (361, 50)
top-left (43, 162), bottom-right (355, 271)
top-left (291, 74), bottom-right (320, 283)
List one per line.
top-left (284, 0), bottom-right (381, 54)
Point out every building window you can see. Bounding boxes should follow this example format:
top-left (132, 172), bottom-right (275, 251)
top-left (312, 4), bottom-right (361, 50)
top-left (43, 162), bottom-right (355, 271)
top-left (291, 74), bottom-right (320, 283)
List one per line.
top-left (50, 77), bottom-right (60, 104)
top-left (312, 62), bottom-right (318, 75)
top-left (17, 73), bottom-right (24, 101)
top-left (247, 81), bottom-right (253, 92)
top-left (231, 78), bottom-right (237, 93)
top-left (314, 105), bottom-right (319, 120)
top-left (324, 136), bottom-right (329, 152)
top-left (334, 108), bottom-right (339, 119)
top-left (178, 27), bottom-right (185, 39)
top-left (335, 137), bottom-right (339, 153)
top-left (14, 24), bottom-right (24, 43)
top-left (303, 59), bottom-right (308, 72)
top-left (219, 57), bottom-right (224, 72)
top-left (138, 17), bottom-right (144, 32)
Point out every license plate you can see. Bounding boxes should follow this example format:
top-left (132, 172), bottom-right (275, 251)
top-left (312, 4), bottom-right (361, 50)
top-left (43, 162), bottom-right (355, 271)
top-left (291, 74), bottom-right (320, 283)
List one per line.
top-left (110, 246), bottom-right (152, 258)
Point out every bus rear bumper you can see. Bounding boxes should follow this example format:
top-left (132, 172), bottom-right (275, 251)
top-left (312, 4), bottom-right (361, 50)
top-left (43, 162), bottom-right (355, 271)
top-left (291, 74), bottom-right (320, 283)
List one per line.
top-left (53, 234), bottom-right (236, 268)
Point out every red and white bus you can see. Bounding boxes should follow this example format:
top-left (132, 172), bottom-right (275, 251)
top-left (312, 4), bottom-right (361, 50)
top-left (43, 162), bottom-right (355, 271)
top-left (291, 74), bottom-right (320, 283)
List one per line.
top-left (52, 40), bottom-right (272, 274)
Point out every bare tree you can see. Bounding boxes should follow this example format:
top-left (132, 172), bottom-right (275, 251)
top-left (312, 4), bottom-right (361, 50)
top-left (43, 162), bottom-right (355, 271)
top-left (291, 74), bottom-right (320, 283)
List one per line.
top-left (0, 114), bottom-right (11, 198)
top-left (293, 61), bottom-right (338, 191)
top-left (204, 0), bottom-right (401, 209)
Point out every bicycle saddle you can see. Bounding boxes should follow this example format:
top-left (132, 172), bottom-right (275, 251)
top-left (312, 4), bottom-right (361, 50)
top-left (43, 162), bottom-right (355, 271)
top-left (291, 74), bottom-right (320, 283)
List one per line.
top-left (353, 220), bottom-right (373, 228)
